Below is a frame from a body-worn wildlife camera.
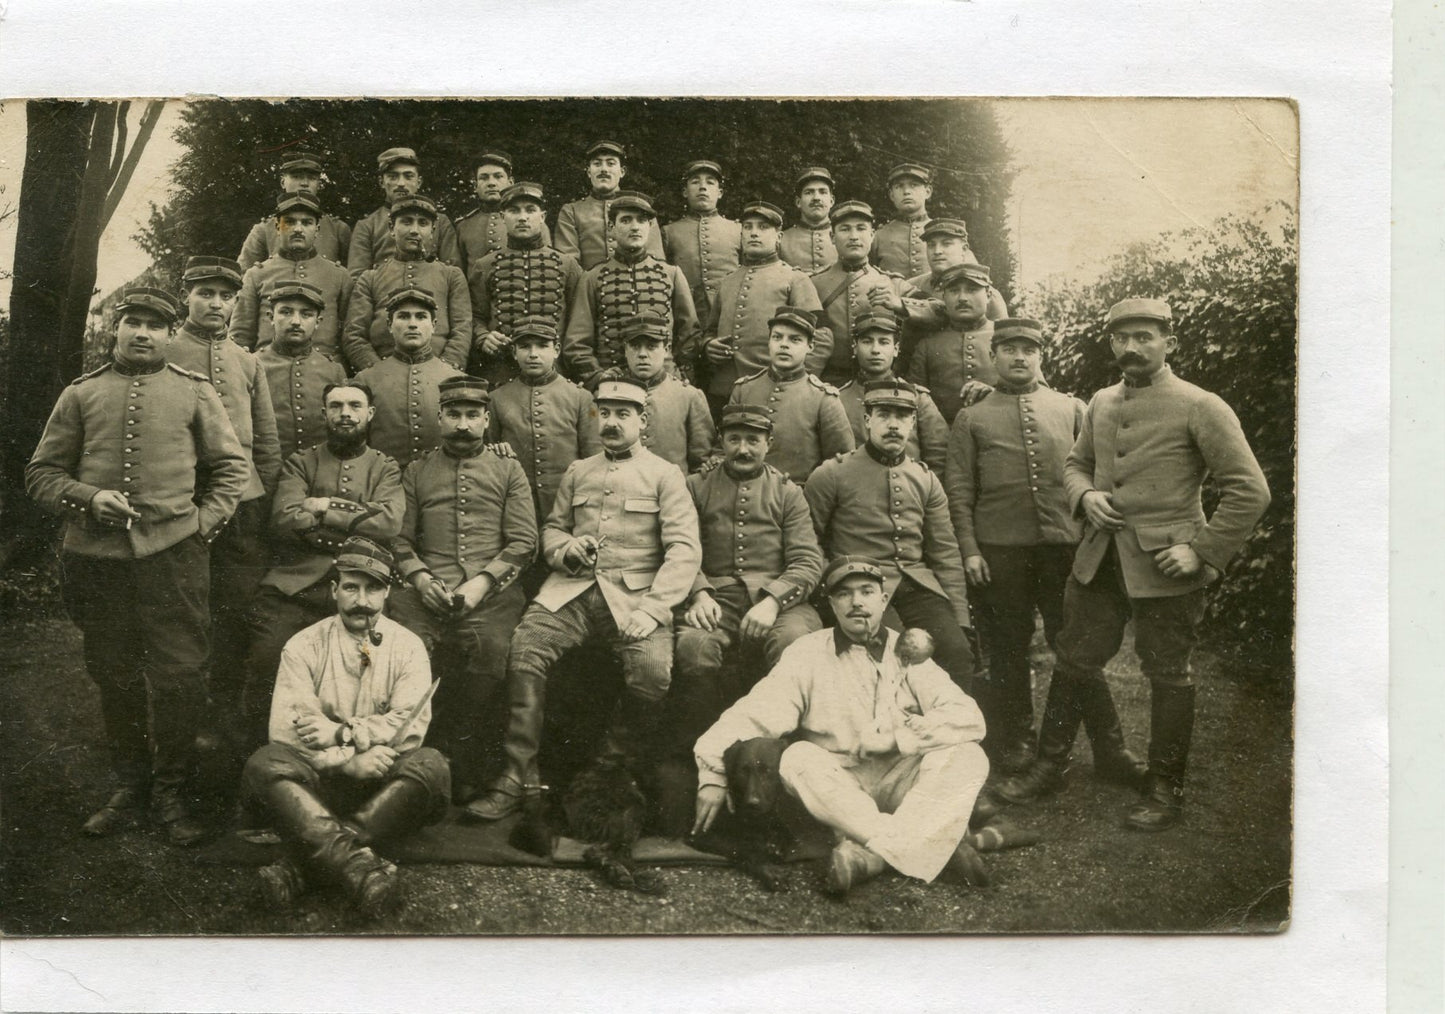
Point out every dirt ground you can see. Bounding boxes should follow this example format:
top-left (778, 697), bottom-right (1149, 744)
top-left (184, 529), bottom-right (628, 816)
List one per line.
top-left (0, 615), bottom-right (1292, 937)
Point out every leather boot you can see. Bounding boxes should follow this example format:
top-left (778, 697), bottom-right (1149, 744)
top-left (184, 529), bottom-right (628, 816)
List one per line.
top-left (82, 761), bottom-right (149, 837)
top-left (262, 779), bottom-right (399, 918)
top-left (345, 777), bottom-right (432, 847)
top-left (1077, 679), bottom-right (1149, 792)
top-left (257, 856), bottom-right (308, 912)
top-left (1127, 684), bottom-right (1196, 832)
top-left (149, 684), bottom-right (208, 845)
top-left (602, 691), bottom-right (666, 775)
top-left (991, 675), bottom-right (1084, 805)
top-left (467, 670), bottom-right (546, 822)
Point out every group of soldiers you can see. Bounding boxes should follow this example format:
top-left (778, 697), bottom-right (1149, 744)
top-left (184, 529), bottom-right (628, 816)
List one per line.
top-left (24, 138), bottom-right (1271, 917)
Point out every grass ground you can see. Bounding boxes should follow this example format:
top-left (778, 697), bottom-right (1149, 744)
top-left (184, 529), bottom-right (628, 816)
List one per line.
top-left (0, 615), bottom-right (1291, 937)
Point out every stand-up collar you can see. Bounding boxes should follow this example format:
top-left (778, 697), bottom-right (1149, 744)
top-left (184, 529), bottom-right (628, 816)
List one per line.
top-left (603, 444), bottom-right (638, 461)
top-left (1123, 364), bottom-right (1173, 389)
top-left (865, 440), bottom-right (906, 467)
top-left (833, 624), bottom-right (888, 662)
top-left (506, 234), bottom-right (544, 251)
top-left (393, 346), bottom-right (435, 365)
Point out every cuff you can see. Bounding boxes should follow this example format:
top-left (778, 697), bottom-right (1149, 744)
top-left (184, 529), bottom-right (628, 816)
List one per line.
top-left (482, 556), bottom-right (523, 591)
top-left (696, 764), bottom-right (727, 790)
top-left (322, 499), bottom-right (372, 532)
top-left (762, 578), bottom-right (807, 610)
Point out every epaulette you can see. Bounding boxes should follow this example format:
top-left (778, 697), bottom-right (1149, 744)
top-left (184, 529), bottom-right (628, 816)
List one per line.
top-left (836, 378), bottom-right (858, 392)
top-left (884, 270), bottom-right (905, 281)
top-left (167, 362), bottom-right (210, 382)
top-left (732, 368), bottom-right (768, 387)
top-left (70, 363), bottom-right (113, 385)
top-left (762, 462), bottom-right (788, 481)
top-left (806, 374), bottom-right (840, 395)
top-left (913, 381), bottom-right (932, 394)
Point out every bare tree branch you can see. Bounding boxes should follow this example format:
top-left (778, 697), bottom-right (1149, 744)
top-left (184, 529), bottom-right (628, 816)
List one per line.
top-left (105, 99), bottom-right (131, 185)
top-left (99, 100), bottom-right (163, 234)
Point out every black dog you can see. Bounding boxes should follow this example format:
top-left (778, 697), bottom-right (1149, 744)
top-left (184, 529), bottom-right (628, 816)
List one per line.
top-left (690, 737), bottom-right (797, 892)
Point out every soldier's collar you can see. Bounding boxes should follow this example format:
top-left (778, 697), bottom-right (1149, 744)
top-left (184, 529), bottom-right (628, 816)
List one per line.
top-left (112, 356), bottom-right (166, 377)
top-left (278, 246), bottom-right (317, 262)
top-left (521, 369), bottom-right (559, 387)
top-left (477, 198), bottom-right (503, 213)
top-left (853, 367), bottom-right (897, 385)
top-left (393, 346), bottom-right (435, 365)
top-left (591, 188), bottom-right (621, 201)
top-left (1123, 364), bottom-right (1172, 389)
top-left (769, 364), bottom-right (807, 383)
top-left (506, 233), bottom-right (545, 251)
top-left (741, 249), bottom-right (780, 267)
top-left (603, 444), bottom-right (638, 461)
top-left (612, 246), bottom-right (650, 266)
top-left (994, 378), bottom-right (1040, 395)
top-left (896, 210), bottom-right (929, 224)
top-left (798, 218), bottom-right (831, 231)
top-left (628, 370), bottom-right (666, 390)
top-left (392, 249), bottom-right (426, 262)
top-left (685, 209), bottom-right (720, 219)
top-left (838, 255), bottom-right (869, 272)
top-left (832, 624), bottom-right (889, 662)
top-left (865, 440), bottom-right (907, 467)
top-left (273, 339), bottom-right (315, 359)
top-left (181, 319), bottom-right (228, 343)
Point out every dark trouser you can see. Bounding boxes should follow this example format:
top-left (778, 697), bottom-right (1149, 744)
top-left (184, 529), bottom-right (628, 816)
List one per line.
top-left (61, 534), bottom-right (211, 795)
top-left (207, 498), bottom-right (268, 709)
top-left (885, 579), bottom-right (978, 690)
top-left (241, 742), bottom-right (451, 833)
top-left (242, 583), bottom-right (334, 747)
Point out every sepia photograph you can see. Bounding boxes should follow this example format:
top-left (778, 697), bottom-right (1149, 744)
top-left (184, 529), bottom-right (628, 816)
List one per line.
top-left (0, 95), bottom-right (1298, 939)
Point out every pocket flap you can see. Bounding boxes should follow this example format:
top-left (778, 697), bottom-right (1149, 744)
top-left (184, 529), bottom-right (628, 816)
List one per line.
top-left (571, 494), bottom-right (590, 507)
top-left (1133, 522), bottom-right (1199, 552)
top-left (623, 497), bottom-right (660, 513)
top-left (621, 569), bottom-right (655, 590)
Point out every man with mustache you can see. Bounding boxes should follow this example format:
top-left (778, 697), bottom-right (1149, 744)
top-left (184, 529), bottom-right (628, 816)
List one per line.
top-left (167, 256), bottom-right (283, 732)
top-left (254, 281), bottom-right (347, 462)
top-left (468, 379), bottom-right (700, 822)
top-left (468, 182), bottom-right (583, 387)
top-left (237, 150), bottom-right (351, 270)
top-left (700, 200), bottom-right (828, 417)
top-left (27, 287), bottom-right (248, 844)
top-left (348, 147), bottom-right (461, 276)
top-left (836, 311), bottom-right (950, 473)
top-left (897, 217), bottom-right (1008, 376)
top-left (354, 288), bottom-right (467, 469)
top-left (870, 163), bottom-right (935, 279)
top-left (343, 194), bottom-right (472, 371)
top-left (389, 378), bottom-right (537, 803)
top-left (724, 306), bottom-right (854, 484)
top-left (805, 380), bottom-right (978, 691)
top-left (242, 382), bottom-right (404, 748)
top-left (455, 149), bottom-right (554, 277)
top-left (554, 140), bottom-right (666, 271)
top-left (241, 536), bottom-right (449, 919)
top-left (230, 192), bottom-right (354, 363)
top-left (779, 167), bottom-right (838, 273)
top-left (994, 300), bottom-right (1270, 832)
top-left (661, 159), bottom-right (742, 320)
top-left (563, 191), bottom-right (700, 388)
top-left (692, 556), bottom-right (990, 897)
top-left (601, 313), bottom-right (714, 472)
top-left (906, 261), bottom-right (1000, 425)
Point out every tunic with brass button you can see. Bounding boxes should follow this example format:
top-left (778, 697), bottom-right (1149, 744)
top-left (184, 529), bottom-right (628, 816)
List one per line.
top-left (662, 212), bottom-right (742, 317)
top-left (725, 370), bottom-right (855, 484)
top-left (168, 321), bottom-right (283, 502)
top-left (871, 216), bottom-right (930, 278)
top-left (944, 381), bottom-right (1085, 559)
top-left (456, 204), bottom-right (554, 277)
top-left (562, 252), bottom-right (701, 385)
top-left (553, 194), bottom-right (667, 271)
top-left (228, 251), bottom-right (354, 361)
top-left (836, 374), bottom-right (950, 474)
top-left (905, 320), bottom-right (997, 425)
top-left (486, 371), bottom-right (601, 520)
top-left (701, 253), bottom-right (830, 397)
top-left (467, 240), bottom-right (583, 385)
top-left (26, 361), bottom-right (249, 559)
top-left (238, 213), bottom-right (352, 271)
top-left (348, 205), bottom-right (462, 276)
top-left (779, 222), bottom-right (837, 273)
top-left (256, 344), bottom-right (348, 461)
top-left (804, 445), bottom-right (971, 628)
top-left (353, 349), bottom-right (465, 469)
top-left (808, 261), bottom-right (915, 386)
top-left (600, 368), bottom-right (714, 473)
top-left (342, 256), bottom-right (473, 371)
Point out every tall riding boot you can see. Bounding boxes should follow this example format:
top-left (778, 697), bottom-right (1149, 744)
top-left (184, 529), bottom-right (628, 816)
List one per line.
top-left (1077, 679), bottom-right (1149, 791)
top-left (602, 691), bottom-right (666, 776)
top-left (992, 675), bottom-right (1085, 805)
top-left (1127, 684), bottom-right (1196, 832)
top-left (345, 777), bottom-right (433, 847)
top-left (467, 671), bottom-right (546, 821)
top-left (982, 666), bottom-right (1038, 775)
top-left (262, 780), bottom-right (399, 918)
top-left (148, 684), bottom-right (208, 845)
top-left (84, 678), bottom-right (152, 836)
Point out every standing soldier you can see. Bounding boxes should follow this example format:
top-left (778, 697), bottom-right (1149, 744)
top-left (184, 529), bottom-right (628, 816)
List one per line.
top-left (836, 312), bottom-right (950, 473)
top-left (906, 262), bottom-right (999, 424)
top-left (455, 149), bottom-right (554, 276)
top-left (237, 150), bottom-right (351, 270)
top-left (994, 300), bottom-right (1270, 831)
top-left (255, 281), bottom-right (348, 462)
top-left (805, 380), bottom-right (977, 690)
top-left (230, 192), bottom-right (354, 362)
top-left (602, 314), bottom-right (714, 472)
top-left (26, 286), bottom-right (248, 843)
top-left (343, 195), bottom-right (472, 371)
top-left (563, 191), bottom-right (700, 387)
top-left (348, 147), bottom-right (461, 275)
top-left (700, 200), bottom-right (827, 416)
top-left (168, 256), bottom-right (283, 726)
top-left (554, 140), bottom-right (666, 270)
top-left (390, 377), bottom-right (538, 803)
top-left (779, 167), bottom-right (838, 273)
top-left (870, 162), bottom-right (934, 278)
top-left (898, 218), bottom-right (1008, 374)
top-left (944, 319), bottom-right (1086, 773)
top-left (468, 182), bottom-right (583, 387)
top-left (662, 159), bottom-right (742, 320)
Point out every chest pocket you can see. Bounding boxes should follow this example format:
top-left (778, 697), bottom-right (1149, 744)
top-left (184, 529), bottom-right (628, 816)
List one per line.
top-left (624, 497), bottom-right (660, 513)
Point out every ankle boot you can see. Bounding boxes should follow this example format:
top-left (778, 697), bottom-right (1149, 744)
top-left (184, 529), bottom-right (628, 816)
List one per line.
top-left (1077, 679), bottom-right (1148, 791)
top-left (467, 671), bottom-right (546, 821)
top-left (82, 761), bottom-right (149, 837)
top-left (149, 684), bottom-right (207, 845)
top-left (262, 779), bottom-right (399, 917)
top-left (1126, 684), bottom-right (1196, 832)
top-left (346, 778), bottom-right (432, 847)
top-left (992, 675), bottom-right (1084, 805)
top-left (257, 855), bottom-right (308, 912)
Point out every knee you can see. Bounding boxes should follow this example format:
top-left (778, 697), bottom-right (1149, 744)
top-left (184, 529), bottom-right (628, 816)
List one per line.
top-left (392, 746), bottom-right (453, 813)
top-left (779, 740), bottom-right (830, 786)
top-left (675, 627), bottom-right (727, 674)
top-left (763, 608), bottom-right (820, 666)
top-left (241, 743), bottom-right (311, 796)
top-left (622, 632), bottom-right (673, 701)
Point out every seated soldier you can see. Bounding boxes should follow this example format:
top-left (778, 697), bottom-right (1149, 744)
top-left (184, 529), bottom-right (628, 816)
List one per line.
top-left (390, 377), bottom-right (538, 802)
top-left (602, 313), bottom-right (714, 472)
top-left (241, 536), bottom-right (449, 918)
top-left (725, 306), bottom-right (854, 484)
top-left (836, 310), bottom-right (949, 472)
top-left (693, 556), bottom-right (990, 896)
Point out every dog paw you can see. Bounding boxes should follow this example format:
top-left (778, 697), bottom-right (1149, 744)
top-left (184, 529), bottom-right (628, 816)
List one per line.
top-left (631, 868), bottom-right (666, 896)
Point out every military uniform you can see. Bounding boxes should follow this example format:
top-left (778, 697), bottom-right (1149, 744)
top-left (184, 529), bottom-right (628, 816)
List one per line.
top-left (702, 252), bottom-right (829, 397)
top-left (230, 251), bottom-right (354, 362)
top-left (809, 260), bottom-right (914, 386)
top-left (456, 202), bottom-right (553, 277)
top-left (905, 321), bottom-right (998, 425)
top-left (554, 194), bottom-right (667, 270)
top-left (837, 374), bottom-right (949, 473)
top-left (871, 215), bottom-right (931, 278)
top-left (343, 255), bottom-right (472, 370)
top-left (663, 212), bottom-right (742, 318)
top-left (348, 205), bottom-right (461, 275)
top-left (239, 214), bottom-right (351, 272)
top-left (726, 368), bottom-right (855, 484)
top-left (467, 238), bottom-right (583, 385)
top-left (353, 348), bottom-right (465, 468)
top-left (487, 369), bottom-right (602, 520)
top-left (563, 249), bottom-right (700, 385)
top-left (602, 366), bottom-right (714, 472)
top-left (780, 221), bottom-right (836, 273)
top-left (257, 343), bottom-right (347, 462)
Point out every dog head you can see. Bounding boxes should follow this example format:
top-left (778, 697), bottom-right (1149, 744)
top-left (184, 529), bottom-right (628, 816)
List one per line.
top-left (723, 737), bottom-right (788, 818)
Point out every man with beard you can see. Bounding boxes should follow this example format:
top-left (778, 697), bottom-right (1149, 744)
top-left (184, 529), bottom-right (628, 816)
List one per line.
top-left (692, 556), bottom-right (990, 897)
top-left (230, 192), bottom-right (354, 363)
top-left (455, 150), bottom-right (554, 276)
top-left (468, 182), bottom-right (583, 387)
top-left (661, 159), bottom-right (742, 319)
top-left (779, 167), bottom-right (838, 273)
top-left (993, 300), bottom-right (1270, 832)
top-left (554, 140), bottom-right (666, 270)
top-left (168, 256), bottom-right (283, 728)
top-left (870, 163), bottom-right (934, 279)
top-left (601, 314), bottom-right (714, 472)
top-left (700, 200), bottom-right (828, 416)
top-left (26, 287), bottom-right (248, 844)
top-left (241, 536), bottom-right (449, 919)
top-left (467, 379), bottom-right (700, 822)
top-left (906, 262), bottom-right (999, 425)
top-left (805, 380), bottom-right (977, 691)
top-left (389, 377), bottom-right (537, 802)
top-left (348, 147), bottom-right (461, 275)
top-left (343, 195), bottom-right (472, 371)
top-left (563, 191), bottom-right (700, 388)
top-left (254, 281), bottom-right (348, 462)
top-left (836, 311), bottom-right (950, 473)
top-left (237, 150), bottom-right (351, 270)
top-left (242, 382), bottom-right (404, 747)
